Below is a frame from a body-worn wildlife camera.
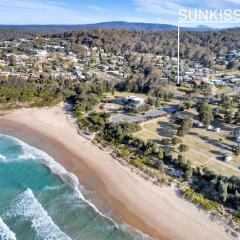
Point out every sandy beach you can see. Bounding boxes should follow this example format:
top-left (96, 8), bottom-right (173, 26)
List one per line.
top-left (0, 103), bottom-right (233, 240)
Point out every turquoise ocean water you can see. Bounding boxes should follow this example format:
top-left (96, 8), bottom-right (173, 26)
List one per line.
top-left (0, 134), bottom-right (149, 240)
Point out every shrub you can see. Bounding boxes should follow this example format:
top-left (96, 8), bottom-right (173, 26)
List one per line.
top-left (235, 147), bottom-right (240, 156)
top-left (179, 144), bottom-right (189, 152)
top-left (171, 137), bottom-right (182, 145)
top-left (147, 97), bottom-right (156, 106)
top-left (177, 118), bottom-right (193, 137)
top-left (183, 101), bottom-right (193, 109)
top-left (131, 159), bottom-right (145, 170)
top-left (162, 138), bottom-right (172, 145)
top-left (182, 189), bottom-right (221, 211)
top-left (118, 148), bottom-right (131, 158)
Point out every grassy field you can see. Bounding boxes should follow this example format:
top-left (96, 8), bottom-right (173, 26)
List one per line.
top-left (134, 110), bottom-right (240, 176)
top-left (104, 91), bottom-right (149, 100)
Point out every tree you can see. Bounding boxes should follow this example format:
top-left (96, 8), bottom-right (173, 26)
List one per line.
top-left (220, 96), bottom-right (236, 123)
top-left (147, 97), bottom-right (156, 106)
top-left (184, 168), bottom-right (193, 181)
top-left (235, 147), bottom-right (240, 156)
top-left (111, 88), bottom-right (115, 96)
top-left (226, 61), bottom-right (236, 70)
top-left (198, 102), bottom-right (214, 127)
top-left (179, 144), bottom-right (189, 152)
top-left (225, 110), bottom-right (234, 124)
top-left (171, 137), bottom-right (182, 145)
top-left (202, 84), bottom-right (213, 100)
top-left (221, 96), bottom-right (235, 110)
top-left (219, 180), bottom-right (228, 202)
top-left (234, 110), bottom-right (240, 124)
top-left (162, 138), bottom-right (172, 145)
top-left (158, 149), bottom-right (164, 160)
top-left (177, 119), bottom-right (193, 137)
top-left (8, 55), bottom-right (16, 66)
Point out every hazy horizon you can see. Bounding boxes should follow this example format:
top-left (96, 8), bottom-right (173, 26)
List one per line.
top-left (0, 0), bottom-right (240, 28)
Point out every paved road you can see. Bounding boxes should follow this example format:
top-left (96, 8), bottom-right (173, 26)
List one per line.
top-left (110, 104), bottom-right (179, 124)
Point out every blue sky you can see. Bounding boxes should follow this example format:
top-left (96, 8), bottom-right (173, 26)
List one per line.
top-left (0, 0), bottom-right (239, 27)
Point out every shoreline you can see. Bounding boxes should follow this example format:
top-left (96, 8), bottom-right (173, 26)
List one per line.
top-left (0, 104), bottom-right (234, 240)
top-left (0, 117), bottom-right (166, 239)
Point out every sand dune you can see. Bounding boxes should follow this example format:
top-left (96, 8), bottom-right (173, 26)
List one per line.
top-left (0, 103), bottom-right (233, 240)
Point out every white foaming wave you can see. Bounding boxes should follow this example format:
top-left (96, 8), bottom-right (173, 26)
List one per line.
top-left (0, 154), bottom-right (6, 162)
top-left (0, 217), bottom-right (16, 240)
top-left (3, 189), bottom-right (71, 240)
top-left (18, 151), bottom-right (36, 160)
top-left (0, 134), bottom-right (119, 228)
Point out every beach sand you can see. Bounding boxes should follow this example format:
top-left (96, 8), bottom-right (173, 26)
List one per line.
top-left (0, 103), bottom-right (233, 240)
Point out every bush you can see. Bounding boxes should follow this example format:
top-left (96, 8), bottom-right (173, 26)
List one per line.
top-left (147, 97), bottom-right (156, 106)
top-left (177, 118), bottom-right (193, 137)
top-left (182, 189), bottom-right (221, 211)
top-left (162, 138), bottom-right (172, 145)
top-left (171, 137), bottom-right (182, 145)
top-left (183, 101), bottom-right (193, 109)
top-left (235, 147), bottom-right (240, 156)
top-left (179, 144), bottom-right (189, 152)
top-left (118, 148), bottom-right (131, 158)
top-left (77, 112), bottom-right (110, 132)
top-left (131, 159), bottom-right (145, 170)
top-left (175, 117), bottom-right (183, 125)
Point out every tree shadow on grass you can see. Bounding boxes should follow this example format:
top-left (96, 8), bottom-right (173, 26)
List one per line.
top-left (199, 135), bottom-right (234, 152)
top-left (210, 150), bottom-right (225, 161)
top-left (156, 121), bottom-right (177, 138)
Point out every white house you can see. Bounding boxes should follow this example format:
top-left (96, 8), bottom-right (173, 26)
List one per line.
top-left (126, 96), bottom-right (145, 107)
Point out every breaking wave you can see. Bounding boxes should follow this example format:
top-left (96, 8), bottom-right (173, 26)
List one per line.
top-left (0, 134), bottom-right (151, 240)
top-left (3, 189), bottom-right (71, 240)
top-left (0, 217), bottom-right (16, 240)
top-left (0, 134), bottom-right (118, 227)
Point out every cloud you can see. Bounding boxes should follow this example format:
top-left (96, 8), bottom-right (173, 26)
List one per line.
top-left (87, 5), bottom-right (107, 12)
top-left (0, 0), bottom-right (64, 10)
top-left (134, 0), bottom-right (183, 16)
top-left (223, 0), bottom-right (240, 4)
top-left (133, 0), bottom-right (240, 25)
top-left (134, 0), bottom-right (240, 16)
top-left (0, 0), bottom-right (105, 24)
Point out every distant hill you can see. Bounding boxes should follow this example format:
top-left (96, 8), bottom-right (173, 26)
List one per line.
top-left (76, 21), bottom-right (179, 31)
top-left (0, 21), bottom-right (225, 32)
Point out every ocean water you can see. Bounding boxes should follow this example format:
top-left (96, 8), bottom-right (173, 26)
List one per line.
top-left (0, 134), bottom-right (149, 240)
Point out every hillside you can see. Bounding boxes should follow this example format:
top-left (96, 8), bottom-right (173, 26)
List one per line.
top-left (0, 21), bottom-right (218, 32)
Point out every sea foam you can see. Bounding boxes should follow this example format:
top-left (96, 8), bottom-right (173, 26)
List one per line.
top-left (0, 217), bottom-right (16, 240)
top-left (0, 134), bottom-right (119, 228)
top-left (3, 189), bottom-right (71, 240)
top-left (0, 154), bottom-right (6, 162)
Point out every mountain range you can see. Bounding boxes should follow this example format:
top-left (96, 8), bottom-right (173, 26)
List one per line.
top-left (0, 21), bottom-right (234, 32)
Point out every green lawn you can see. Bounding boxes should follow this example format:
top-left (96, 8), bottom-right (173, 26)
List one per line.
top-left (104, 91), bottom-right (148, 100)
top-left (135, 110), bottom-right (240, 176)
